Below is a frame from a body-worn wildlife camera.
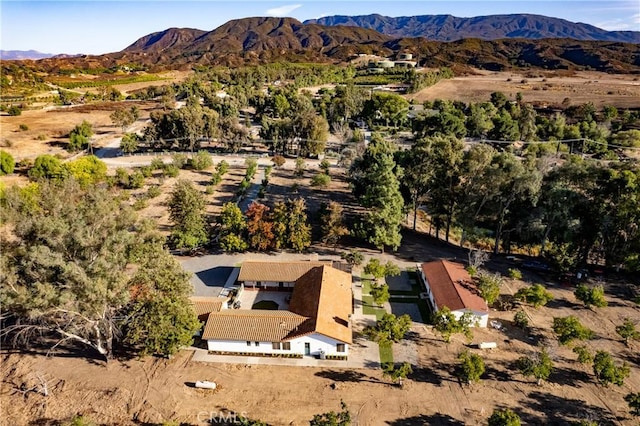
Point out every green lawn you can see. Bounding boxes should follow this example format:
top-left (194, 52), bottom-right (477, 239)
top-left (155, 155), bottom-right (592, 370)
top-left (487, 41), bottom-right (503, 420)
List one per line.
top-left (379, 343), bottom-right (394, 365)
top-left (362, 295), bottom-right (386, 320)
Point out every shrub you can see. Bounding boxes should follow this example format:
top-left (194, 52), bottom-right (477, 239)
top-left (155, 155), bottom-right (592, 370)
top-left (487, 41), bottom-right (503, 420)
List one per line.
top-left (171, 153), bottom-right (188, 169)
top-left (190, 150), bottom-right (213, 171)
top-left (19, 124), bottom-right (29, 131)
top-left (150, 157), bottom-right (165, 170)
top-left (272, 155), bottom-right (285, 167)
top-left (147, 185), bottom-right (162, 198)
top-left (7, 105), bottom-right (22, 116)
top-left (513, 310), bottom-right (528, 329)
top-left (311, 173), bottom-right (331, 187)
top-left (0, 150), bottom-right (15, 176)
top-left (215, 160), bottom-right (229, 176)
top-left (132, 198), bottom-right (147, 210)
top-left (163, 164), bottom-right (179, 178)
top-left (128, 171), bottom-right (145, 189)
top-left (508, 268), bottom-right (522, 280)
top-left (140, 166), bottom-right (153, 178)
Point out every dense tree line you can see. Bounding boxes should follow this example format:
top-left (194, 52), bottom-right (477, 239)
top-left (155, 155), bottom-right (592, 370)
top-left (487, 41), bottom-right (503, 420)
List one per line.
top-left (0, 179), bottom-right (200, 359)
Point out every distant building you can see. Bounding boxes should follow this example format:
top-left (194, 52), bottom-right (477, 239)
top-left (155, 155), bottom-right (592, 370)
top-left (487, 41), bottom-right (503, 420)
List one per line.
top-left (418, 260), bottom-right (489, 327)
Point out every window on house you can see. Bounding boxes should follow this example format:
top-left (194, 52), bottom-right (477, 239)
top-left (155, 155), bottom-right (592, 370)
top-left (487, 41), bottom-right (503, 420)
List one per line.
top-left (282, 342), bottom-right (291, 350)
top-left (336, 343), bottom-right (345, 353)
top-left (272, 342), bottom-right (280, 350)
top-left (254, 342), bottom-right (259, 347)
top-left (246, 341), bottom-right (251, 346)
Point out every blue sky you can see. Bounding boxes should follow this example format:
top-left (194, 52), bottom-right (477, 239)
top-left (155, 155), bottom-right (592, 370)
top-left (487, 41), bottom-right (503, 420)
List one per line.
top-left (1, 0), bottom-right (639, 54)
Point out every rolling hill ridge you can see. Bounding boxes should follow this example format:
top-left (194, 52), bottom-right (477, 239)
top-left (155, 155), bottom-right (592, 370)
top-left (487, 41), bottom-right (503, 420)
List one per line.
top-left (304, 13), bottom-right (640, 43)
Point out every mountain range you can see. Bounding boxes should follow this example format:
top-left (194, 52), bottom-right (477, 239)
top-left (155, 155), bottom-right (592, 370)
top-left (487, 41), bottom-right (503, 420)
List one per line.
top-left (305, 13), bottom-right (640, 43)
top-left (1, 50), bottom-right (56, 60)
top-left (6, 15), bottom-right (640, 73)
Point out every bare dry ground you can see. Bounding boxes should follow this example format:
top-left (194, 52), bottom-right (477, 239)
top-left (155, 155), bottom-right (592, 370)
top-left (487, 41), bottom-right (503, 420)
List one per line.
top-left (0, 101), bottom-right (157, 160)
top-left (409, 70), bottom-right (640, 109)
top-left (1, 271), bottom-right (638, 425)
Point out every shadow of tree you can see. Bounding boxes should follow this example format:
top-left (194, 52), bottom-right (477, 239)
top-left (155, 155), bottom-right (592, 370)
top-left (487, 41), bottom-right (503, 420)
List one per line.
top-left (521, 391), bottom-right (617, 425)
top-left (315, 369), bottom-right (380, 384)
top-left (386, 413), bottom-right (464, 425)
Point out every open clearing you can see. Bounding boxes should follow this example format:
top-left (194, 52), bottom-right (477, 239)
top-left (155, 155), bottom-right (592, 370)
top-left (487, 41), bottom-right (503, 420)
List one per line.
top-left (409, 70), bottom-right (640, 109)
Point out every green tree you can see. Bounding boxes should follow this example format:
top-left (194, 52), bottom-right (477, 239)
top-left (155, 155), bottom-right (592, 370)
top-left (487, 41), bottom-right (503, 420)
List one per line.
top-left (68, 120), bottom-right (94, 152)
top-left (457, 350), bottom-right (485, 384)
top-left (0, 179), bottom-right (198, 360)
top-left (270, 198), bottom-right (311, 252)
top-left (488, 409), bottom-right (521, 426)
top-left (66, 155), bottom-right (107, 186)
top-left (319, 201), bottom-right (348, 249)
top-left (28, 154), bottom-right (68, 181)
top-left (363, 258), bottom-right (401, 283)
top-left (433, 307), bottom-right (475, 343)
top-left (350, 134), bottom-right (404, 251)
top-left (190, 150), bottom-right (213, 171)
top-left (365, 313), bottom-right (411, 345)
top-left (110, 107), bottom-right (138, 132)
top-left (515, 284), bottom-right (553, 308)
top-left (476, 272), bottom-right (503, 305)
top-left (295, 157), bottom-right (306, 177)
top-left (218, 202), bottom-right (248, 252)
top-left (552, 316), bottom-right (594, 345)
top-left (370, 283), bottom-right (390, 306)
top-left (517, 347), bottom-right (553, 385)
top-left (383, 362), bottom-right (412, 387)
top-left (573, 345), bottom-right (593, 364)
top-left (310, 401), bottom-right (351, 426)
top-left (574, 283), bottom-right (608, 308)
top-left (124, 246), bottom-right (200, 357)
top-left (592, 350), bottom-right (630, 386)
top-left (513, 310), bottom-right (529, 329)
top-left (168, 179), bottom-right (208, 250)
top-left (320, 159), bottom-right (331, 175)
top-left (120, 133), bottom-right (139, 154)
top-left (615, 318), bottom-right (640, 346)
top-left (0, 150), bottom-right (15, 176)
top-left (341, 250), bottom-right (363, 266)
top-left (625, 392), bottom-right (640, 417)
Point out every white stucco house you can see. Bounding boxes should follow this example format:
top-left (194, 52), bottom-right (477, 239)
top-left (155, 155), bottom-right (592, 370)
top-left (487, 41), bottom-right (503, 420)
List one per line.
top-left (418, 260), bottom-right (489, 327)
top-left (200, 262), bottom-right (353, 358)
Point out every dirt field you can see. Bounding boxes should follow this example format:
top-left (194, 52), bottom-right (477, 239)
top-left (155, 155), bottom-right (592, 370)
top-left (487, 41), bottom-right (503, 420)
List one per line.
top-left (1, 266), bottom-right (638, 425)
top-left (0, 101), bottom-right (157, 160)
top-left (409, 70), bottom-right (640, 109)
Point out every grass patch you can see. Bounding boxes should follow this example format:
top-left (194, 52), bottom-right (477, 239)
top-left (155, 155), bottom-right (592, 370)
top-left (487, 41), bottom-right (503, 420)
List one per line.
top-left (252, 300), bottom-right (279, 310)
top-left (362, 295), bottom-right (386, 320)
top-left (379, 343), bottom-right (394, 365)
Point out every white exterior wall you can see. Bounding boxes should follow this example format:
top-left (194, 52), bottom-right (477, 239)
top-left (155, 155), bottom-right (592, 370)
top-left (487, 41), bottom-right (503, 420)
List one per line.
top-left (452, 309), bottom-right (488, 328)
top-left (242, 280), bottom-right (295, 289)
top-left (418, 265), bottom-right (488, 328)
top-left (207, 333), bottom-right (348, 356)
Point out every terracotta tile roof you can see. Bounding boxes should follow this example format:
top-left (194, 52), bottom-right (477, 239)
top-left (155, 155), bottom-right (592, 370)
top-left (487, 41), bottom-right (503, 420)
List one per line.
top-left (421, 260), bottom-right (488, 313)
top-left (289, 265), bottom-right (353, 344)
top-left (238, 261), bottom-right (330, 283)
top-left (201, 310), bottom-right (308, 342)
top-left (190, 297), bottom-right (227, 322)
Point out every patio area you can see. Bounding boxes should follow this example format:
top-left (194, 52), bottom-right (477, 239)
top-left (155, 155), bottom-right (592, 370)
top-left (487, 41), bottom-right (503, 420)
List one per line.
top-left (236, 289), bottom-right (291, 311)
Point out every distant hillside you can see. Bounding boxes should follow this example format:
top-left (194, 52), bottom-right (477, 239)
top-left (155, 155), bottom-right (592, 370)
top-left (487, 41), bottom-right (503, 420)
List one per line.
top-left (305, 13), bottom-right (640, 43)
top-left (123, 28), bottom-right (208, 52)
top-left (1, 50), bottom-right (56, 60)
top-left (9, 17), bottom-right (640, 74)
